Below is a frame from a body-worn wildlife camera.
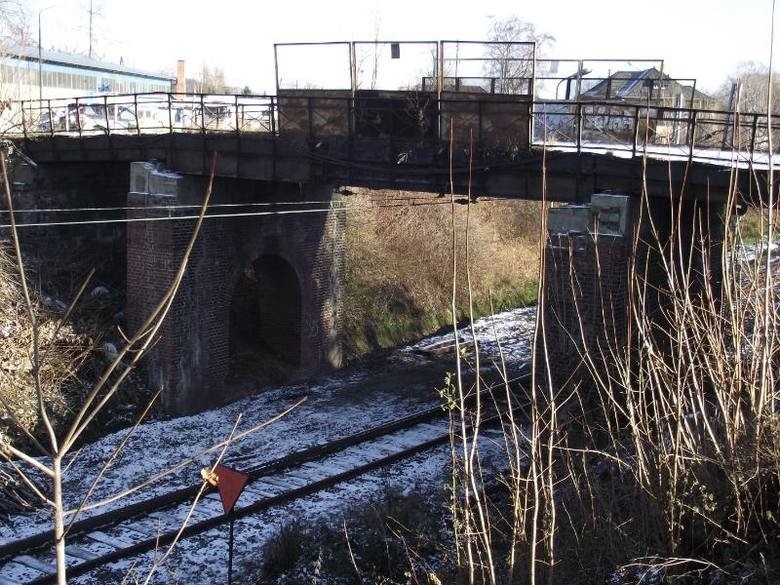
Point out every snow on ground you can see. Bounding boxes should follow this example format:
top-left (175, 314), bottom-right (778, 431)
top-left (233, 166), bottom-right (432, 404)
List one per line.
top-left (736, 240), bottom-right (780, 263)
top-left (407, 306), bottom-right (537, 366)
top-left (0, 306), bottom-right (537, 584)
top-left (536, 139), bottom-right (780, 169)
top-left (80, 449), bottom-right (456, 584)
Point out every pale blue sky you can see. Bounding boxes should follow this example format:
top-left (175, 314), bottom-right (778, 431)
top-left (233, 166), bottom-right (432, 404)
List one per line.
top-left (22, 0), bottom-right (779, 93)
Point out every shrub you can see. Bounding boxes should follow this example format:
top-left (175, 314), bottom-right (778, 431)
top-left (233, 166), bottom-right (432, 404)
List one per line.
top-left (247, 484), bottom-right (450, 584)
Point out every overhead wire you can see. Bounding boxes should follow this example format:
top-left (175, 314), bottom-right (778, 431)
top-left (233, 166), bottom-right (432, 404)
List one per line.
top-left (2, 199), bottom-right (338, 214)
top-left (1, 192), bottom-right (468, 215)
top-left (1, 205), bottom-right (338, 229)
top-left (0, 195), bottom-right (532, 229)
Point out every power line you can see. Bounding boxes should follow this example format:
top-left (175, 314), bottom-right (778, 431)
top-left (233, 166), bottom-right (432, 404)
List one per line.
top-left (0, 192), bottom-right (526, 229)
top-left (0, 196), bottom-right (495, 229)
top-left (3, 199), bottom-right (342, 214)
top-left (1, 204), bottom-right (338, 229)
top-left (2, 194), bottom-right (460, 215)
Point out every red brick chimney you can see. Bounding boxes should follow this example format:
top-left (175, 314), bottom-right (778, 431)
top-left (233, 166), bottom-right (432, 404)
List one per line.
top-left (176, 60), bottom-right (186, 93)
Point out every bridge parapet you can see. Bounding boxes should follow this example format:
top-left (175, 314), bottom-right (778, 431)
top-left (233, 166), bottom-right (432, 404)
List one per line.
top-left (13, 91), bottom-right (779, 166)
top-left (10, 82), bottom-right (779, 204)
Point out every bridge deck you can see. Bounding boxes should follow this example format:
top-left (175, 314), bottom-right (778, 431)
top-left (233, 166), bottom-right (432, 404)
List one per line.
top-left (9, 91), bottom-right (778, 201)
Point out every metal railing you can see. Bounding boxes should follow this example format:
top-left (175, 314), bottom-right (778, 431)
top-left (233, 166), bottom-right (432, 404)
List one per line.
top-left (16, 92), bottom-right (277, 138)
top-left (11, 92), bottom-right (780, 166)
top-left (532, 101), bottom-right (779, 163)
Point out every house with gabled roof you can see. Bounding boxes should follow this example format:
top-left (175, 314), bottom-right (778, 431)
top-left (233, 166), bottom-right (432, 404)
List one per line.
top-left (579, 67), bottom-right (718, 110)
top-left (574, 67), bottom-right (722, 145)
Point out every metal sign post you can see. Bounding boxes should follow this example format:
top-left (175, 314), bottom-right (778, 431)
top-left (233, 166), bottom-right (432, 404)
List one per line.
top-left (227, 511), bottom-right (236, 585)
top-left (211, 465), bottom-right (249, 585)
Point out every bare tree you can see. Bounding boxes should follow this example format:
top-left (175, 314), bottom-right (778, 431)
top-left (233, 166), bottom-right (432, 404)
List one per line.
top-left (0, 152), bottom-right (222, 583)
top-left (0, 0), bottom-right (28, 48)
top-left (0, 153), bottom-right (303, 583)
top-left (484, 16), bottom-right (555, 94)
top-left (717, 61), bottom-right (780, 113)
top-left (196, 64), bottom-right (227, 93)
top-left (0, 3), bottom-right (29, 141)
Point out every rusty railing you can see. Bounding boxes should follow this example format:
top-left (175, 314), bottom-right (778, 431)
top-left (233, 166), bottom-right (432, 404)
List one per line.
top-left (11, 92), bottom-right (780, 167)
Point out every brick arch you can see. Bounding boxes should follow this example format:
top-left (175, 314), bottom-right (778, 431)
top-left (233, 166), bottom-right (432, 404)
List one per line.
top-left (228, 254), bottom-right (302, 386)
top-left (126, 164), bottom-right (345, 415)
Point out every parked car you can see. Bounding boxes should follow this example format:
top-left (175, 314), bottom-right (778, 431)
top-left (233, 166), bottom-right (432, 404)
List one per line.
top-left (37, 108), bottom-right (66, 132)
top-left (66, 103), bottom-right (104, 132)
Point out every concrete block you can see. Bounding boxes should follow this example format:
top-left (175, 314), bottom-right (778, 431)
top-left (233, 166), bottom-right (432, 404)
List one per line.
top-left (148, 170), bottom-right (182, 197)
top-left (591, 193), bottom-right (631, 236)
top-left (548, 204), bottom-right (591, 234)
top-left (129, 161), bottom-right (156, 194)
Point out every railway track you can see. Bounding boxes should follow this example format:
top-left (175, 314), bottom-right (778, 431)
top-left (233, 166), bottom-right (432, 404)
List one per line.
top-left (0, 370), bottom-right (530, 584)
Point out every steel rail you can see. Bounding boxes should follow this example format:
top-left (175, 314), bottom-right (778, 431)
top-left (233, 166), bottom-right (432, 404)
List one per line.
top-left (1, 369), bottom-right (530, 583)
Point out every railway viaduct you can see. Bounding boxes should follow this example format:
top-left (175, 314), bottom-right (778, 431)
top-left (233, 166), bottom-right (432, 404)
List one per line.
top-left (8, 81), bottom-right (777, 415)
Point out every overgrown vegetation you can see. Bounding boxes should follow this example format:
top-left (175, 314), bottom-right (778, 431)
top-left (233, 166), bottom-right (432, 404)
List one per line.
top-left (441, 174), bottom-right (780, 583)
top-left (735, 206), bottom-right (770, 243)
top-left (0, 238), bottom-right (151, 453)
top-left (245, 484), bottom-right (449, 584)
top-left (343, 189), bottom-right (540, 357)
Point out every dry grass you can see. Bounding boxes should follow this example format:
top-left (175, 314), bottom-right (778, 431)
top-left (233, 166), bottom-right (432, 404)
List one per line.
top-left (0, 243), bottom-right (91, 443)
top-left (0, 242), bottom-right (148, 451)
top-left (342, 188), bottom-right (540, 356)
top-left (248, 485), bottom-right (448, 584)
top-left (443, 178), bottom-right (780, 584)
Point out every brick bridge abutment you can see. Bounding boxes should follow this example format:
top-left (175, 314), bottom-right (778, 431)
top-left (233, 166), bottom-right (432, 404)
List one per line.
top-left (541, 191), bottom-right (727, 418)
top-left (23, 159), bottom-right (728, 419)
top-left (126, 162), bottom-right (344, 415)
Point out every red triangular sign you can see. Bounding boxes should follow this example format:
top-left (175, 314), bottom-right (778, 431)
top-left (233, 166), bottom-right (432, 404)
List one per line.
top-left (215, 465), bottom-right (249, 515)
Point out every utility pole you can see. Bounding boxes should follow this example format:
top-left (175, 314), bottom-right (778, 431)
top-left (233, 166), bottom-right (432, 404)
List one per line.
top-left (88, 0), bottom-right (102, 59)
top-left (38, 5), bottom-right (56, 101)
top-left (88, 0), bottom-right (93, 59)
top-left (38, 10), bottom-right (42, 101)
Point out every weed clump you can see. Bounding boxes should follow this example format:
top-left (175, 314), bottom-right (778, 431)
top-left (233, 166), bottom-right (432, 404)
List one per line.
top-left (0, 242), bottom-right (151, 453)
top-left (247, 485), bottom-right (450, 584)
top-left (442, 188), bottom-right (780, 583)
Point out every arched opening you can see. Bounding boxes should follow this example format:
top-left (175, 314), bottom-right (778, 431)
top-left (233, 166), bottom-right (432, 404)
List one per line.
top-left (228, 255), bottom-right (301, 388)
